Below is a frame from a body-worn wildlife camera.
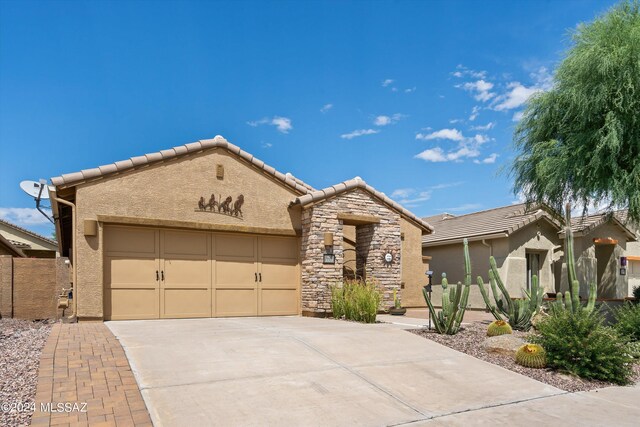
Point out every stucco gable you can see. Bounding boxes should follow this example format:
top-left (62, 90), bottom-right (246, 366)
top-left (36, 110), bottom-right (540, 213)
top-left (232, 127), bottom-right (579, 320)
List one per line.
top-left (50, 135), bottom-right (314, 195)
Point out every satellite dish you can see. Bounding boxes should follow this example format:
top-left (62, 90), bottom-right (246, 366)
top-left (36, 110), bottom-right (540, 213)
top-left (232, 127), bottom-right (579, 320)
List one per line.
top-left (20, 180), bottom-right (50, 199)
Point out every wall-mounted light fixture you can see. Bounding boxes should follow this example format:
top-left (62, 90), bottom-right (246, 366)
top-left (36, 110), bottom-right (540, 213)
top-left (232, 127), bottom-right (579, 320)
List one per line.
top-left (323, 232), bottom-right (335, 264)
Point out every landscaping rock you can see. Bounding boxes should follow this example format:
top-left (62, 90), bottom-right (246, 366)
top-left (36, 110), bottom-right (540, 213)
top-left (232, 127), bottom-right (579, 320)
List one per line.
top-left (482, 335), bottom-right (526, 356)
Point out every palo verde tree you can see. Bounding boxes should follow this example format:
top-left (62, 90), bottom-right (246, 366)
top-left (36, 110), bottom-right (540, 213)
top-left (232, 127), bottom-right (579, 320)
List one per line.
top-left (511, 1), bottom-right (640, 221)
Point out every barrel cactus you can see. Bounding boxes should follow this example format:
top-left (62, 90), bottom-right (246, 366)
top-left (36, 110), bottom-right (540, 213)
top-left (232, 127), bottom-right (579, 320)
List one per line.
top-left (487, 320), bottom-right (513, 337)
top-left (515, 344), bottom-right (546, 369)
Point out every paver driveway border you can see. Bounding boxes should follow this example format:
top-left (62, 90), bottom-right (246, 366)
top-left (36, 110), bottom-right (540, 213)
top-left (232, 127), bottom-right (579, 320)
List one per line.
top-left (31, 322), bottom-right (153, 427)
top-left (107, 316), bottom-right (572, 426)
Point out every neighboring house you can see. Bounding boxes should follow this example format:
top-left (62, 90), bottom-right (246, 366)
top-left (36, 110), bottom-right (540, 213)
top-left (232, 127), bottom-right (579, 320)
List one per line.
top-left (0, 219), bottom-right (58, 258)
top-left (422, 204), bottom-right (639, 309)
top-left (0, 233), bottom-right (26, 257)
top-left (626, 218), bottom-right (640, 296)
top-left (421, 204), bottom-right (563, 309)
top-left (557, 210), bottom-right (637, 299)
top-left (49, 136), bottom-right (434, 321)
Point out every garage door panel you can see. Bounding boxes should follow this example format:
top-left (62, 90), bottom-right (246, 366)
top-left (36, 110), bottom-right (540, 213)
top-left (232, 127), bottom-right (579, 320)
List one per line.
top-left (216, 261), bottom-right (257, 286)
top-left (163, 230), bottom-right (209, 257)
top-left (215, 234), bottom-right (256, 259)
top-left (163, 259), bottom-right (211, 287)
top-left (260, 262), bottom-right (298, 286)
top-left (105, 288), bottom-right (159, 320)
top-left (162, 288), bottom-right (211, 318)
top-left (104, 226), bottom-right (158, 256)
top-left (260, 289), bottom-right (298, 315)
top-left (106, 257), bottom-right (159, 288)
top-left (260, 237), bottom-right (298, 261)
top-left (215, 289), bottom-right (257, 317)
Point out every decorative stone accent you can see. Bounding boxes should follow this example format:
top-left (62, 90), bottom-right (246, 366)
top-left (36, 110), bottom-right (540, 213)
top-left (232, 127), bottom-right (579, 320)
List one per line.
top-left (482, 335), bottom-right (526, 356)
top-left (300, 188), bottom-right (402, 314)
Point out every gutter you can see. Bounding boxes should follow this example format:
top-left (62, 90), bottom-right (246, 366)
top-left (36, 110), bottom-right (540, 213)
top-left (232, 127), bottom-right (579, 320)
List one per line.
top-left (422, 232), bottom-right (508, 248)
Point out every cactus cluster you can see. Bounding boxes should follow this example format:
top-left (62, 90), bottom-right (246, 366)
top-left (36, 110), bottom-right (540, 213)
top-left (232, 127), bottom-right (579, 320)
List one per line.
top-left (515, 344), bottom-right (547, 369)
top-left (553, 203), bottom-right (596, 314)
top-left (422, 239), bottom-right (472, 335)
top-left (477, 257), bottom-right (544, 331)
top-left (487, 320), bottom-right (513, 337)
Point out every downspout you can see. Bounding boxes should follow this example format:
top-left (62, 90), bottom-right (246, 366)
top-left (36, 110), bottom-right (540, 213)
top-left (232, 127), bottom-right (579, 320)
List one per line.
top-left (53, 196), bottom-right (77, 322)
top-left (481, 239), bottom-right (492, 257)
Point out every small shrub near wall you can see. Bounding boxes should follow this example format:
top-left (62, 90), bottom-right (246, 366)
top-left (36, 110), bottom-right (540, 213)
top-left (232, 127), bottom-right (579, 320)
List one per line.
top-left (331, 279), bottom-right (381, 323)
top-left (532, 308), bottom-right (634, 385)
top-left (613, 303), bottom-right (640, 342)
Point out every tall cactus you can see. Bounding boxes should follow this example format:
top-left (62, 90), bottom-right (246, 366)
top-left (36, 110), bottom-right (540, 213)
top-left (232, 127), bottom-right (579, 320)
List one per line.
top-left (422, 239), bottom-right (471, 334)
top-left (477, 255), bottom-right (544, 331)
top-left (554, 203), bottom-right (597, 313)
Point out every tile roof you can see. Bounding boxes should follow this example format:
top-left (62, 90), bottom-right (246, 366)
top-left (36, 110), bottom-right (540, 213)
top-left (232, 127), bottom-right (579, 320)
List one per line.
top-left (422, 203), bottom-right (561, 246)
top-left (290, 177), bottom-right (434, 233)
top-left (567, 209), bottom-right (637, 239)
top-left (0, 233), bottom-right (25, 257)
top-left (0, 219), bottom-right (57, 246)
top-left (50, 135), bottom-right (316, 194)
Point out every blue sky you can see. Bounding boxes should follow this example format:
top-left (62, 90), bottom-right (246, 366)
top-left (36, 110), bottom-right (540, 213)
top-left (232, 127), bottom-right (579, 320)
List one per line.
top-left (0, 0), bottom-right (618, 237)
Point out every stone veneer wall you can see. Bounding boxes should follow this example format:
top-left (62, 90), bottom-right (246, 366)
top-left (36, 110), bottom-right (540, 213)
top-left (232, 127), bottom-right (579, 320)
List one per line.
top-left (300, 188), bottom-right (402, 314)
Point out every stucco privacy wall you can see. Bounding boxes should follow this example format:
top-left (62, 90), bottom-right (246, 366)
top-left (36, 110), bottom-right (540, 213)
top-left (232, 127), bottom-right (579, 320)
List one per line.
top-left (0, 256), bottom-right (70, 319)
top-left (400, 218), bottom-right (430, 307)
top-left (73, 150), bottom-right (302, 318)
top-left (558, 223), bottom-right (629, 299)
top-left (300, 188), bottom-right (403, 314)
top-left (423, 222), bottom-right (559, 309)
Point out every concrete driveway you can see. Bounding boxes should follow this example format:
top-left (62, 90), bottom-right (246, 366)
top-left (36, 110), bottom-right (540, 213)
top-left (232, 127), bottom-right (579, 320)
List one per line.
top-left (106, 317), bottom-right (635, 426)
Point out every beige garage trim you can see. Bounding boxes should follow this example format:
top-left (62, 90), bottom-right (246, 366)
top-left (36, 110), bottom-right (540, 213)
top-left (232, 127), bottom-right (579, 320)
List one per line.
top-left (103, 225), bottom-right (300, 320)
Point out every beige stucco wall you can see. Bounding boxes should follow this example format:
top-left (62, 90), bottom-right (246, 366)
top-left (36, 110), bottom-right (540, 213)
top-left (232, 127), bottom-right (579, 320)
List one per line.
top-left (400, 218), bottom-right (429, 307)
top-left (72, 149), bottom-right (303, 318)
top-left (423, 220), bottom-right (560, 310)
top-left (559, 223), bottom-right (629, 299)
top-left (628, 240), bottom-right (640, 296)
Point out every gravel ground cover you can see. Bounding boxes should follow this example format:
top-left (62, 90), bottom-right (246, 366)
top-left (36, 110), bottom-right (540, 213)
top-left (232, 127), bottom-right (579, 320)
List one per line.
top-left (1, 319), bottom-right (53, 427)
top-left (411, 321), bottom-right (640, 392)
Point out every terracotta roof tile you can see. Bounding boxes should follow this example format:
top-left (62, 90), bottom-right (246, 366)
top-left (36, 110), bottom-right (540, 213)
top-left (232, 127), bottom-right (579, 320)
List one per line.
top-left (0, 219), bottom-right (57, 246)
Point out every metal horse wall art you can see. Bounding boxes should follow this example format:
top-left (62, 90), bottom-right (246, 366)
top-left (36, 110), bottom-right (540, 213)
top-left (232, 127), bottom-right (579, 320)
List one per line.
top-left (196, 193), bottom-right (244, 218)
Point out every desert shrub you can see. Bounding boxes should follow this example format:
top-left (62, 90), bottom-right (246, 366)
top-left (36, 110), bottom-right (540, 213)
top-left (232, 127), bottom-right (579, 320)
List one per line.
top-left (613, 302), bottom-right (640, 342)
top-left (633, 286), bottom-right (640, 304)
top-left (330, 279), bottom-right (381, 323)
top-left (531, 308), bottom-right (634, 384)
top-left (627, 341), bottom-right (640, 359)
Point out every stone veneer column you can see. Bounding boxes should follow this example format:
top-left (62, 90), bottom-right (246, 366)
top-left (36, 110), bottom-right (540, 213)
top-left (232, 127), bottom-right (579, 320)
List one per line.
top-left (300, 189), bottom-right (402, 315)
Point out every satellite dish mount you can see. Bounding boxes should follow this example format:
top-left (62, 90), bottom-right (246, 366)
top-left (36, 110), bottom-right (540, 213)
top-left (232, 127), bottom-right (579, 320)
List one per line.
top-left (19, 179), bottom-right (54, 224)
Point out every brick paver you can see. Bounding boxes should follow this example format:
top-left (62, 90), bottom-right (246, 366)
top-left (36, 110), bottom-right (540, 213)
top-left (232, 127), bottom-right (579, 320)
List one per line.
top-left (31, 322), bottom-right (152, 427)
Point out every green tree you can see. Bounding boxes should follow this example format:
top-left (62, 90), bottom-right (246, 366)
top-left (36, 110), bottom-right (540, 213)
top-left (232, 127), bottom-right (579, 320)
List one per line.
top-left (511, 1), bottom-right (640, 221)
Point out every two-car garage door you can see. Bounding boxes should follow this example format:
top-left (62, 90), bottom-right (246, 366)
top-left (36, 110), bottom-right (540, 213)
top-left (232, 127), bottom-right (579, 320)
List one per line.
top-left (103, 226), bottom-right (299, 320)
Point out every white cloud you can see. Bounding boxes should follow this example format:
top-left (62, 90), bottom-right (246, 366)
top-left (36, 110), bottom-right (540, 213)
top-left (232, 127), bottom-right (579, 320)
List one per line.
top-left (0, 207), bottom-right (52, 226)
top-left (449, 118), bottom-right (463, 124)
top-left (261, 142), bottom-right (273, 148)
top-left (452, 66), bottom-right (486, 79)
top-left (458, 79), bottom-right (495, 102)
top-left (473, 153), bottom-right (499, 164)
top-left (320, 104), bottom-right (333, 113)
top-left (271, 116), bottom-right (292, 133)
top-left (382, 79), bottom-right (394, 87)
top-left (469, 106), bottom-right (480, 121)
top-left (416, 128), bottom-right (464, 142)
top-left (470, 122), bottom-right (495, 131)
top-left (440, 203), bottom-right (483, 213)
top-left (391, 188), bottom-right (414, 199)
top-left (472, 134), bottom-right (490, 144)
top-left (247, 116), bottom-right (293, 133)
top-left (493, 67), bottom-right (553, 112)
top-left (492, 82), bottom-right (540, 111)
top-left (374, 113), bottom-right (404, 126)
top-left (404, 87), bottom-right (416, 93)
top-left (414, 146), bottom-right (480, 163)
top-left (340, 129), bottom-right (380, 140)
top-left (512, 111), bottom-right (524, 122)
top-left (430, 182), bottom-right (464, 190)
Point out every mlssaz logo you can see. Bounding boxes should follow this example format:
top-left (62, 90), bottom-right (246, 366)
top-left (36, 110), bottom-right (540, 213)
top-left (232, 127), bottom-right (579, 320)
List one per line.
top-left (196, 193), bottom-right (245, 219)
